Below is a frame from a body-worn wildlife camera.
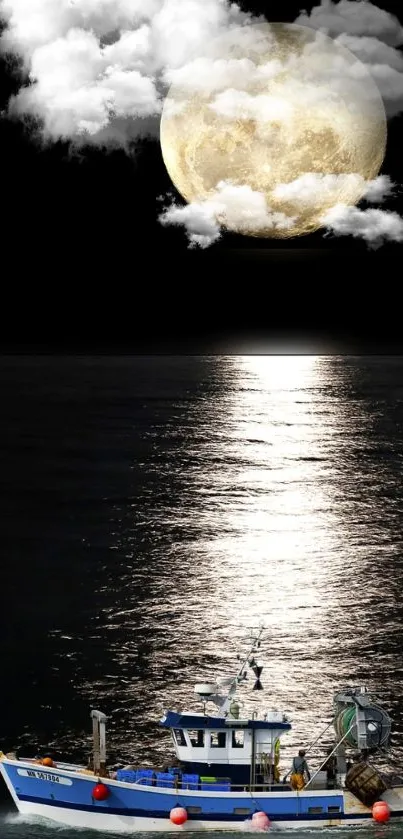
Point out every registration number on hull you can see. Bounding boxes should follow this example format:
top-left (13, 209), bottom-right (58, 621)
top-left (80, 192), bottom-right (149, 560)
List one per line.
top-left (17, 768), bottom-right (72, 785)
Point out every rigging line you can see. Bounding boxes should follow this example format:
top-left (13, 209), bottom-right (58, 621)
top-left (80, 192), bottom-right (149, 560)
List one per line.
top-left (305, 719), bottom-right (336, 755)
top-left (304, 720), bottom-right (357, 790)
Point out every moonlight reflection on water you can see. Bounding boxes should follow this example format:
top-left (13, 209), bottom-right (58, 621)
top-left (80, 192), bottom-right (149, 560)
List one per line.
top-left (1, 355), bottom-right (403, 839)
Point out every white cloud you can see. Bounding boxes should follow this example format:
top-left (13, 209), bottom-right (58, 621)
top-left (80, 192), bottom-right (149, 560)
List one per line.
top-left (321, 204), bottom-right (403, 247)
top-left (272, 173), bottom-right (396, 207)
top-left (1, 0), bottom-right (402, 140)
top-left (366, 63), bottom-right (403, 117)
top-left (211, 181), bottom-right (296, 233)
top-left (159, 181), bottom-right (295, 248)
top-left (6, 27), bottom-right (161, 136)
top-left (297, 2), bottom-right (403, 116)
top-left (163, 55), bottom-right (285, 95)
top-left (0, 0), bottom-right (252, 140)
top-left (335, 32), bottom-right (403, 116)
top-left (160, 175), bottom-right (401, 249)
top-left (159, 201), bottom-right (222, 249)
top-left (336, 33), bottom-right (403, 71)
top-left (162, 24), bottom-right (393, 147)
top-left (0, 0), bottom-right (234, 55)
top-left (296, 0), bottom-right (403, 46)
top-left (209, 89), bottom-right (294, 122)
top-left (163, 29), bottom-right (386, 111)
top-left (363, 175), bottom-right (396, 203)
top-left (1, 0), bottom-right (402, 251)
top-left (273, 173), bottom-right (363, 206)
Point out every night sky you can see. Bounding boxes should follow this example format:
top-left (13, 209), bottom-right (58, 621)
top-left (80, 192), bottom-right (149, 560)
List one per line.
top-left (0, 0), bottom-right (402, 353)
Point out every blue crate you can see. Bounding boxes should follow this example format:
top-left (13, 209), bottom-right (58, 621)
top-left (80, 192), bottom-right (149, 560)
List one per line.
top-left (201, 780), bottom-right (231, 791)
top-left (116, 769), bottom-right (137, 783)
top-left (182, 773), bottom-right (199, 790)
top-left (155, 772), bottom-right (176, 788)
top-left (135, 769), bottom-right (155, 785)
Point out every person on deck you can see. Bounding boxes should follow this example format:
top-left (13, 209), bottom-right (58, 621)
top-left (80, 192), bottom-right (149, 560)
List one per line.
top-left (283, 749), bottom-right (311, 790)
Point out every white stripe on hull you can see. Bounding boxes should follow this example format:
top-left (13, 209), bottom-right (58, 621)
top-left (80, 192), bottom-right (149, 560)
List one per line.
top-left (13, 801), bottom-right (371, 831)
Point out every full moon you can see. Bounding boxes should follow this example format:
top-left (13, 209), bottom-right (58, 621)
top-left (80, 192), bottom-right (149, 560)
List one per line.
top-left (160, 23), bottom-right (387, 238)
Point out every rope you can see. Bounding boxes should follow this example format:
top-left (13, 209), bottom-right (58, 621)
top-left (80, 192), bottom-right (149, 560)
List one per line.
top-left (304, 720), bottom-right (356, 790)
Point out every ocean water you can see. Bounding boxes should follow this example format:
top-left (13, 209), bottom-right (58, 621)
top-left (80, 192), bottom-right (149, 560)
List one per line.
top-left (1, 354), bottom-right (403, 838)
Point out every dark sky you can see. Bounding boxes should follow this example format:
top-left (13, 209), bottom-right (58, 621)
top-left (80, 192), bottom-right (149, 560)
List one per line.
top-left (0, 0), bottom-right (402, 353)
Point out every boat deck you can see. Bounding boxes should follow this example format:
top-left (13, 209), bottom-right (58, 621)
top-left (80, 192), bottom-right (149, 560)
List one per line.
top-left (13, 757), bottom-right (331, 792)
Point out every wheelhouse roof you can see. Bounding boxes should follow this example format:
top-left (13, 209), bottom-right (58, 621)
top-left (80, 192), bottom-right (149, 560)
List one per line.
top-left (160, 711), bottom-right (291, 731)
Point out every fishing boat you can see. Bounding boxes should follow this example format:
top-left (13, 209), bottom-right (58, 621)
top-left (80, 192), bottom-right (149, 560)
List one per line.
top-left (1, 625), bottom-right (402, 831)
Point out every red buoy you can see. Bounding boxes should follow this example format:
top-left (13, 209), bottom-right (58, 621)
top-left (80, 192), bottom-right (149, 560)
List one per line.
top-left (372, 801), bottom-right (391, 823)
top-left (92, 782), bottom-right (110, 801)
top-left (252, 811), bottom-right (271, 830)
top-left (170, 807), bottom-right (188, 825)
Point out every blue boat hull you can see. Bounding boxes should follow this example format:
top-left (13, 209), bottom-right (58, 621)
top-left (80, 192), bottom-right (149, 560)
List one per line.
top-left (2, 756), bottom-right (403, 831)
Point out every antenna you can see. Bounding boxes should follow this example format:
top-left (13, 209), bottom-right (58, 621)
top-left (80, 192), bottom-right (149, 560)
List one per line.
top-left (194, 623), bottom-right (266, 715)
top-left (239, 623), bottom-right (266, 691)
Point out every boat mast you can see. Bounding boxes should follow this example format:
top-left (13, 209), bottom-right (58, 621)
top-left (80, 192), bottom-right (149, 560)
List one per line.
top-left (236, 626), bottom-right (265, 792)
top-left (194, 624), bottom-right (266, 720)
top-left (91, 710), bottom-right (108, 777)
top-left (235, 623), bottom-right (265, 684)
top-left (218, 624), bottom-right (265, 715)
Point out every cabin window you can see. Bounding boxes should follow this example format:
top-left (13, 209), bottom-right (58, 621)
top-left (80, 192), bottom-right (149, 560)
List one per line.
top-left (232, 730), bottom-right (245, 748)
top-left (188, 730), bottom-right (205, 747)
top-left (173, 729), bottom-right (186, 747)
top-left (211, 732), bottom-right (227, 748)
top-left (328, 806), bottom-right (341, 814)
top-left (187, 807), bottom-right (202, 814)
top-left (234, 808), bottom-right (251, 815)
top-left (308, 807), bottom-right (323, 814)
